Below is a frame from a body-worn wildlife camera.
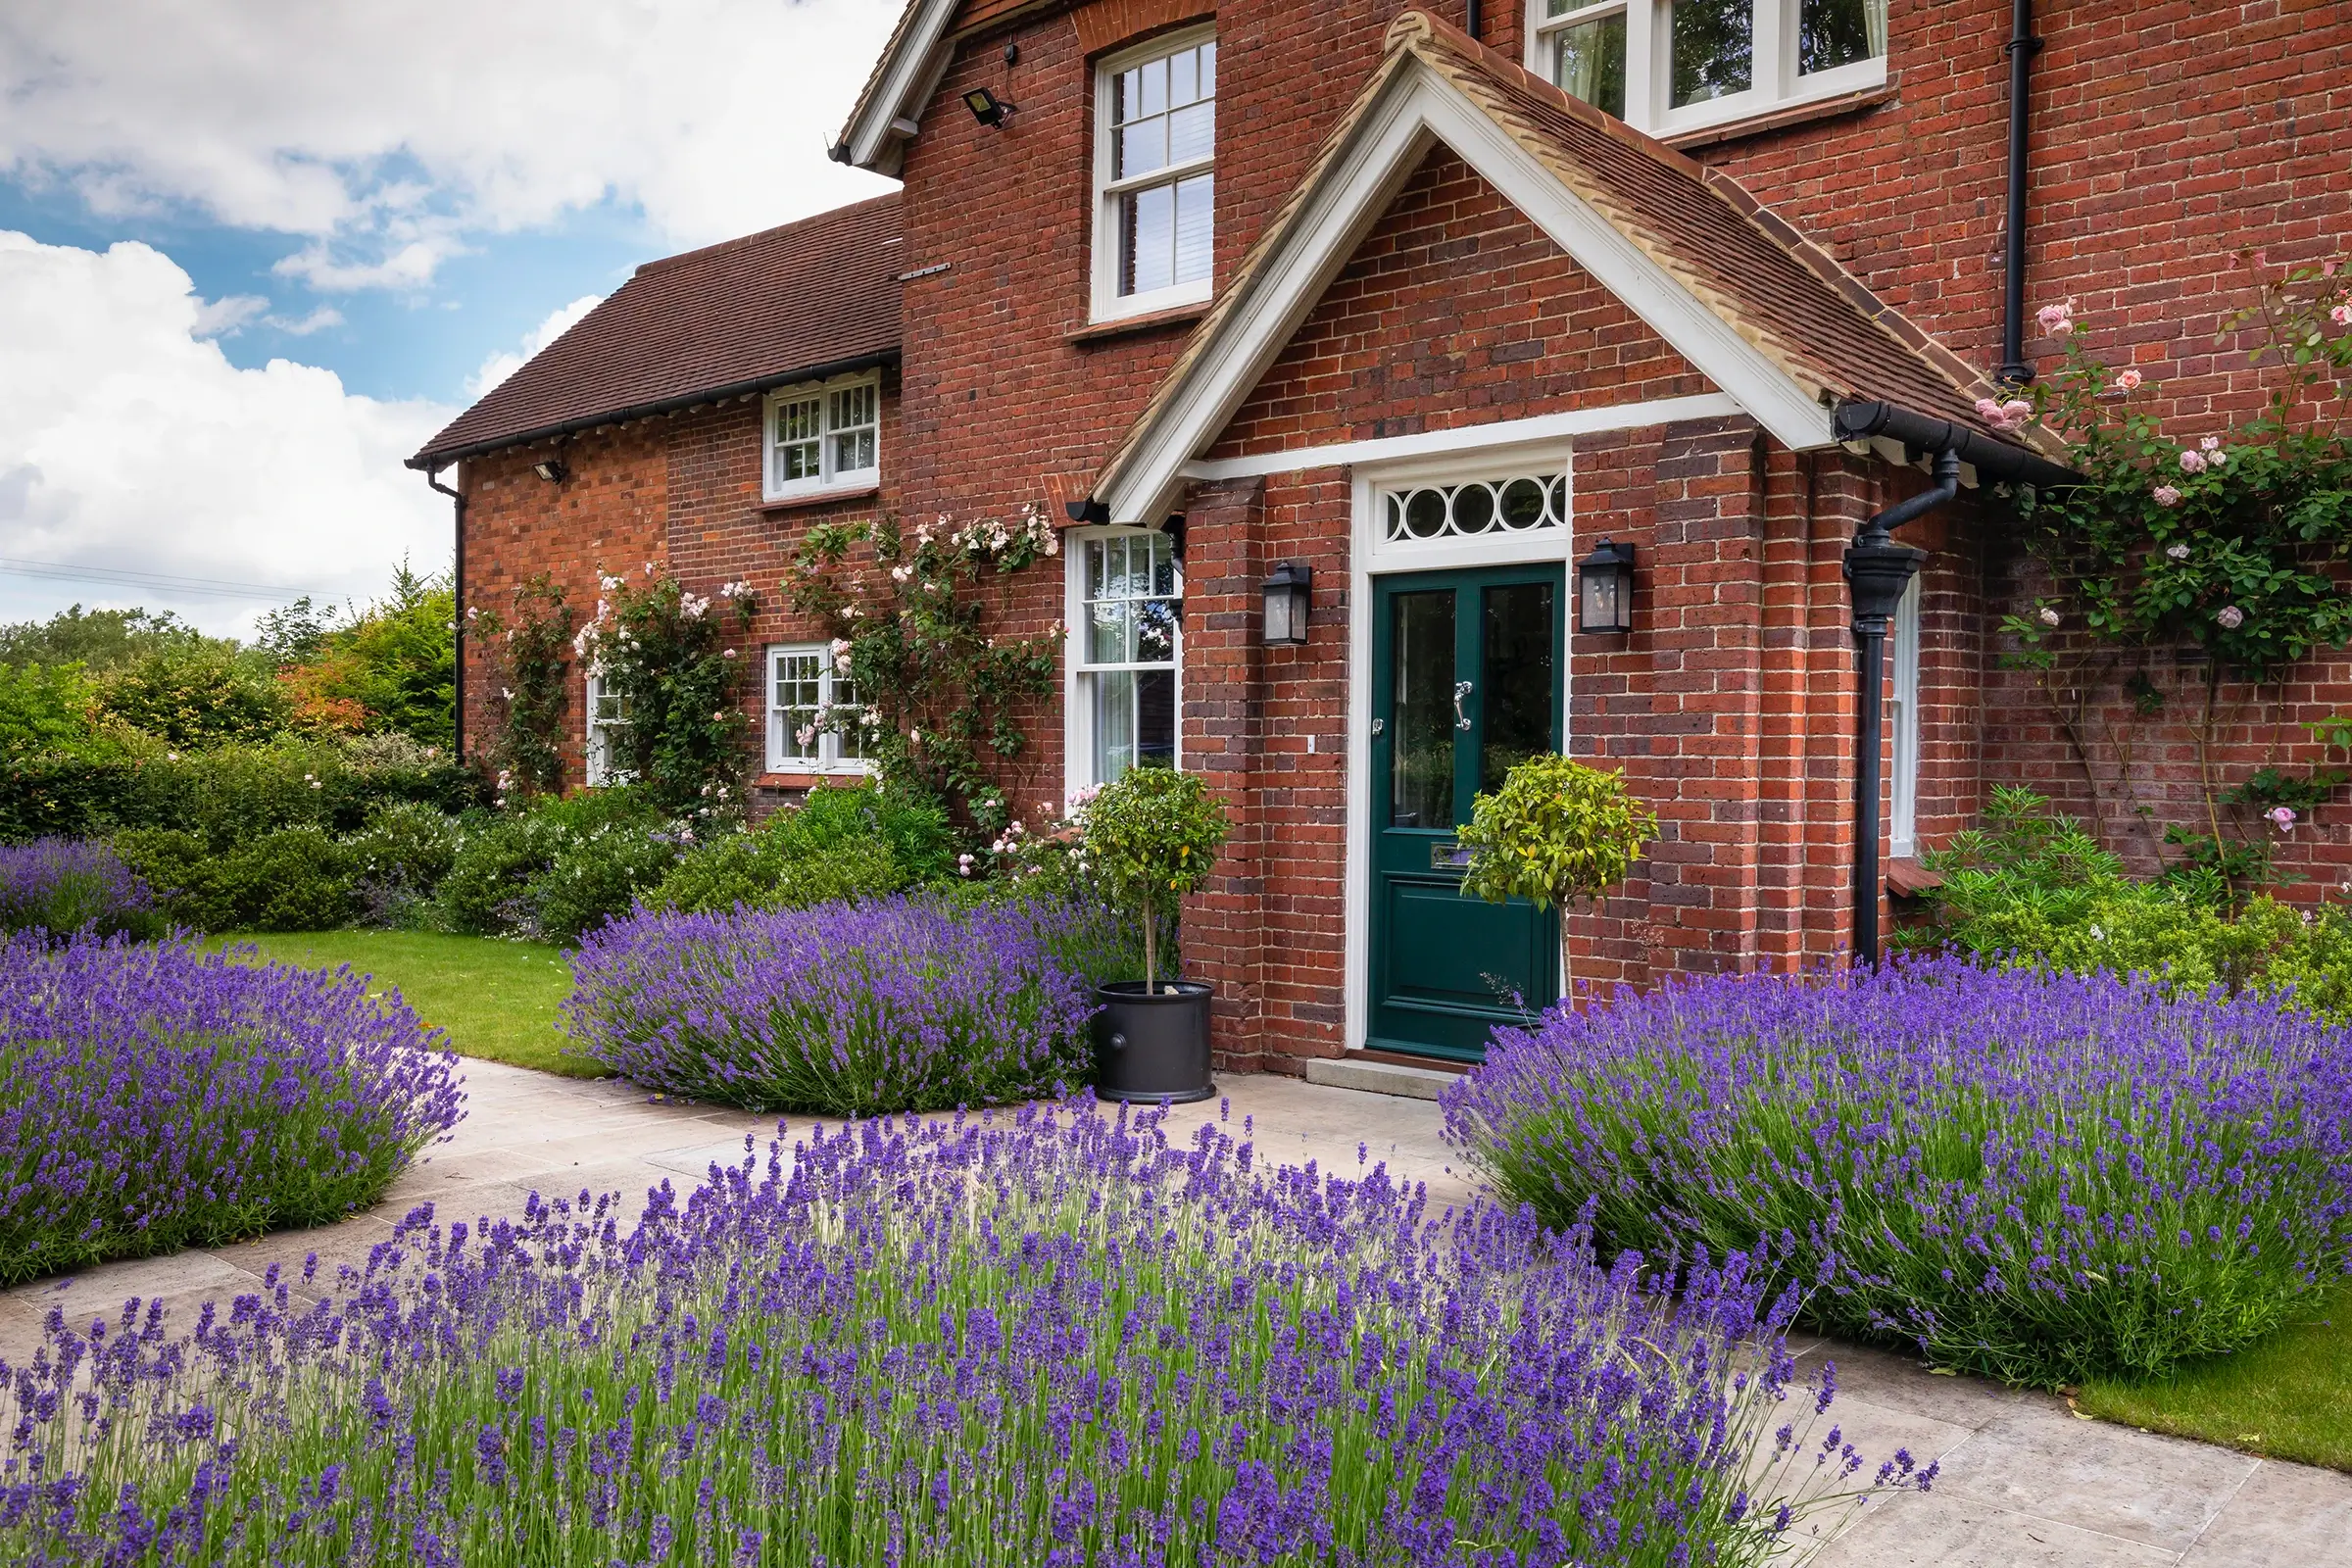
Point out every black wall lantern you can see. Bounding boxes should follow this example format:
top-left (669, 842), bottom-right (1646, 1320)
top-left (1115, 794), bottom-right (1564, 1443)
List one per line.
top-left (1576, 538), bottom-right (1636, 634)
top-left (1261, 562), bottom-right (1310, 646)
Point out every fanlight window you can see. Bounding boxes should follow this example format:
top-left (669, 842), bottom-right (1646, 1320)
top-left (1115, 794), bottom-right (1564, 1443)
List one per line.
top-left (1381, 473), bottom-right (1569, 545)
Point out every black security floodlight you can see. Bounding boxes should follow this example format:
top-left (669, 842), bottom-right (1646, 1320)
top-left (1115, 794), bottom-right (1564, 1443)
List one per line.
top-left (962, 86), bottom-right (1014, 127)
top-left (532, 458), bottom-right (568, 484)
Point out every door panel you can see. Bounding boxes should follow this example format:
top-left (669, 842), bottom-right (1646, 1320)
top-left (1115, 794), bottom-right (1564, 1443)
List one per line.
top-left (1368, 564), bottom-right (1563, 1062)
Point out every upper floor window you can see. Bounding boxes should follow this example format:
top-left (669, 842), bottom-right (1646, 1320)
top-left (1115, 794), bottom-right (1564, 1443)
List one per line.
top-left (1532, 0), bottom-right (1886, 136)
top-left (1092, 28), bottom-right (1216, 322)
top-left (763, 371), bottom-right (880, 503)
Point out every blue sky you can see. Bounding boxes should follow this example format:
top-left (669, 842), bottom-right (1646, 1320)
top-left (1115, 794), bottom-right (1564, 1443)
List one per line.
top-left (0, 0), bottom-right (902, 633)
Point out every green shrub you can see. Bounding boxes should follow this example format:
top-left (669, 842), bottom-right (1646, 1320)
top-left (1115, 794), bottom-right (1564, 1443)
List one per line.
top-left (779, 780), bottom-right (954, 881)
top-left (1072, 765), bottom-right (1229, 991)
top-left (0, 664), bottom-right (103, 760)
top-left (431, 788), bottom-right (665, 940)
top-left (113, 825), bottom-right (356, 932)
top-left (532, 821), bottom-right (683, 946)
top-left (345, 800), bottom-right (466, 926)
top-left (648, 781), bottom-right (946, 915)
top-left (92, 644), bottom-right (289, 750)
top-left (1456, 754), bottom-right (1658, 991)
top-left (0, 741), bottom-right (483, 845)
top-left (1902, 785), bottom-right (2352, 1018)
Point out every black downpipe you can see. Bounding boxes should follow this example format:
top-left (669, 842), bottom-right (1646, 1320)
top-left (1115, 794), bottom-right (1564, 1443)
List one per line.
top-left (1997, 0), bottom-right (2042, 384)
top-left (1843, 447), bottom-right (1960, 966)
top-left (425, 466), bottom-right (466, 764)
top-left (1465, 0), bottom-right (1481, 40)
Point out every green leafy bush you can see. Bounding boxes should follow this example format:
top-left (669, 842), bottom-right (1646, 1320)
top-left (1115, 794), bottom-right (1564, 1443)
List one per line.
top-left (648, 781), bottom-right (947, 915)
top-left (0, 740), bottom-right (483, 845)
top-left (345, 800), bottom-right (466, 926)
top-left (532, 821), bottom-right (684, 946)
top-left (0, 664), bottom-right (105, 760)
top-left (92, 644), bottom-right (290, 750)
top-left (432, 789), bottom-right (668, 940)
top-left (114, 825), bottom-right (357, 932)
top-left (1901, 786), bottom-right (2352, 1018)
top-left (1456, 754), bottom-right (1658, 989)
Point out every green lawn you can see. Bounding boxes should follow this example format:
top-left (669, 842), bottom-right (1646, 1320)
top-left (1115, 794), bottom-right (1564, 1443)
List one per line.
top-left (2077, 1283), bottom-right (2352, 1472)
top-left (218, 930), bottom-right (603, 1078)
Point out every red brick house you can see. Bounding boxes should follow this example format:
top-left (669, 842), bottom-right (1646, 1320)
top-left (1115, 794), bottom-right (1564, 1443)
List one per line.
top-left (412, 0), bottom-right (2352, 1073)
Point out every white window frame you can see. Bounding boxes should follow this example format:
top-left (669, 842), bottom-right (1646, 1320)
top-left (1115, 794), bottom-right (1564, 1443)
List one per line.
top-left (761, 370), bottom-right (881, 504)
top-left (1526, 0), bottom-right (1887, 140)
top-left (1888, 570), bottom-right (1921, 858)
top-left (1090, 24), bottom-right (1218, 324)
top-left (765, 642), bottom-right (873, 775)
top-left (1063, 525), bottom-right (1184, 793)
top-left (584, 671), bottom-right (631, 787)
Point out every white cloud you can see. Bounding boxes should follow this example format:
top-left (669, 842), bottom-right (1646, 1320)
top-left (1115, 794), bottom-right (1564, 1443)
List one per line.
top-left (193, 292), bottom-right (270, 336)
top-left (0, 1), bottom-right (904, 292)
top-left (467, 294), bottom-right (605, 399)
top-left (0, 230), bottom-right (455, 635)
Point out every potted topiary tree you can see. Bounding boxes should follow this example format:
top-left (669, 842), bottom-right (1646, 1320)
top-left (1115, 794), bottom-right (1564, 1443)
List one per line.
top-left (1456, 754), bottom-right (1659, 996)
top-left (1075, 763), bottom-right (1231, 1102)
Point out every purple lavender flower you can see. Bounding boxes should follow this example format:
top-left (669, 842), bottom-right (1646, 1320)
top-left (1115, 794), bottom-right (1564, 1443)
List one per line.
top-left (565, 894), bottom-right (1130, 1114)
top-left (0, 1100), bottom-right (1908, 1564)
top-left (0, 931), bottom-right (465, 1284)
top-left (1443, 957), bottom-right (2352, 1386)
top-left (0, 838), bottom-right (160, 942)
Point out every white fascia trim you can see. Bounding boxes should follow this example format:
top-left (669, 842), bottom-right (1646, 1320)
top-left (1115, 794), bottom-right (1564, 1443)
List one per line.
top-left (1097, 57), bottom-right (1838, 524)
top-left (1180, 391), bottom-right (1741, 480)
top-left (845, 0), bottom-right (959, 172)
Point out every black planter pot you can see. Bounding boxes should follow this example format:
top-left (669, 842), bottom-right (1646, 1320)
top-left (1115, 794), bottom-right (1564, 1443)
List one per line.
top-left (1092, 980), bottom-right (1215, 1103)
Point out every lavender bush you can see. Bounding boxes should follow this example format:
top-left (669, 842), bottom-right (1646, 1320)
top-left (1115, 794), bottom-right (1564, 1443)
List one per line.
top-left (0, 1102), bottom-right (1920, 1566)
top-left (0, 837), bottom-right (161, 941)
top-left (1443, 958), bottom-right (2352, 1387)
top-left (565, 894), bottom-right (1136, 1114)
top-left (0, 934), bottom-right (465, 1285)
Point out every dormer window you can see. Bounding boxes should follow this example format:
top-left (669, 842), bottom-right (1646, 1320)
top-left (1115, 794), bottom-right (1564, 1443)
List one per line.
top-left (1532, 0), bottom-right (1886, 137)
top-left (763, 371), bottom-right (880, 502)
top-left (1092, 27), bottom-right (1216, 322)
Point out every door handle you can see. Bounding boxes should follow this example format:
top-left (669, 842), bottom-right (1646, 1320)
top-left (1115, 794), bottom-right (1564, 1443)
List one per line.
top-left (1453, 680), bottom-right (1473, 731)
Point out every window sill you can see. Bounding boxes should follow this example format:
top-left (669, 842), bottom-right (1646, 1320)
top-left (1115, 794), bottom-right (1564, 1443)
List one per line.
top-left (754, 768), bottom-right (874, 790)
top-left (1067, 300), bottom-right (1211, 346)
top-left (1662, 80), bottom-right (1897, 152)
top-left (758, 483), bottom-right (880, 515)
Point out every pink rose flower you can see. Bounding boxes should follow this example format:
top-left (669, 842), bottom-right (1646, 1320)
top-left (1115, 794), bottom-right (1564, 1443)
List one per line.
top-left (2333, 304), bottom-right (2352, 327)
top-left (2216, 605), bottom-right (2244, 629)
top-left (2153, 485), bottom-right (2181, 507)
top-left (2035, 299), bottom-right (2076, 335)
top-left (2114, 368), bottom-right (2142, 391)
top-left (2179, 449), bottom-right (2208, 474)
top-left (2266, 806), bottom-right (2297, 834)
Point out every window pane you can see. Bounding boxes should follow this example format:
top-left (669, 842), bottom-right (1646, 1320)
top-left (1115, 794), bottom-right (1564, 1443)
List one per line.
top-left (1173, 173), bottom-right (1213, 285)
top-left (1092, 669), bottom-right (1137, 783)
top-left (1135, 668), bottom-right (1176, 769)
top-left (1135, 599), bottom-right (1177, 663)
top-left (829, 381), bottom-right (875, 430)
top-left (832, 671), bottom-right (866, 762)
top-left (1088, 601), bottom-right (1132, 664)
top-left (1669, 0), bottom-right (1753, 107)
top-left (1137, 54), bottom-right (1166, 117)
top-left (1169, 46), bottom-right (1198, 106)
top-left (1118, 116), bottom-right (1165, 179)
top-left (1554, 12), bottom-right (1628, 119)
top-left (832, 427), bottom-right (875, 474)
top-left (1480, 583), bottom-right (1555, 795)
top-left (1800, 0), bottom-right (1886, 74)
top-left (1085, 538), bottom-right (1109, 599)
top-left (1121, 184), bottom-right (1175, 295)
top-left (1166, 99), bottom-right (1213, 164)
top-left (1546, 0), bottom-right (1611, 11)
top-left (773, 652), bottom-right (821, 762)
top-left (1390, 590), bottom-right (1455, 830)
top-left (1150, 534), bottom-right (1177, 597)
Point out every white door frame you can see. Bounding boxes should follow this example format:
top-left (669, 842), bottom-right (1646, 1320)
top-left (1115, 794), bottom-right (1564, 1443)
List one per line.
top-left (1342, 438), bottom-right (1580, 1054)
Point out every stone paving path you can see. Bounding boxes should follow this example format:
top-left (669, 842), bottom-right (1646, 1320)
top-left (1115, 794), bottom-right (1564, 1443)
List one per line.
top-left (7, 1059), bottom-right (2349, 1564)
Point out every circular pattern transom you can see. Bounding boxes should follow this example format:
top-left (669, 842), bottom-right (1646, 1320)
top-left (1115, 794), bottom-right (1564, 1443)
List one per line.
top-left (1381, 473), bottom-right (1568, 544)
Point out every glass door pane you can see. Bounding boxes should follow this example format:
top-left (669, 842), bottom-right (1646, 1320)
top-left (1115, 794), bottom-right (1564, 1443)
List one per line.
top-left (1480, 582), bottom-right (1557, 794)
top-left (1389, 590), bottom-right (1456, 828)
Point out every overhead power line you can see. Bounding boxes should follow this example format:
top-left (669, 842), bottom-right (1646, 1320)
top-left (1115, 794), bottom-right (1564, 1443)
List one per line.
top-left (0, 557), bottom-right (315, 604)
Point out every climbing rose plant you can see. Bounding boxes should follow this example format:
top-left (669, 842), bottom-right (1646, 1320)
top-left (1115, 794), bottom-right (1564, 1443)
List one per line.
top-left (573, 567), bottom-right (760, 818)
top-left (783, 507), bottom-right (1059, 830)
top-left (469, 574), bottom-right (574, 801)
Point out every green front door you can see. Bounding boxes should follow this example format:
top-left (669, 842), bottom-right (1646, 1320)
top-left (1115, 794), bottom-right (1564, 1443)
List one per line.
top-left (1368, 564), bottom-right (1563, 1060)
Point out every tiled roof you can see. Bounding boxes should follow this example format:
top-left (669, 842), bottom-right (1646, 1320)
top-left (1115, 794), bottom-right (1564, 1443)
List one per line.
top-left (1089, 12), bottom-right (2065, 510)
top-left (409, 194), bottom-right (905, 468)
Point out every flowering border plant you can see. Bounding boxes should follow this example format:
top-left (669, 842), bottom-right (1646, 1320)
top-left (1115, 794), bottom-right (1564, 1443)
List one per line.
top-left (1992, 263), bottom-right (2352, 884)
top-left (784, 507), bottom-right (1059, 831)
top-left (0, 1100), bottom-right (1924, 1565)
top-left (466, 573), bottom-right (574, 802)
